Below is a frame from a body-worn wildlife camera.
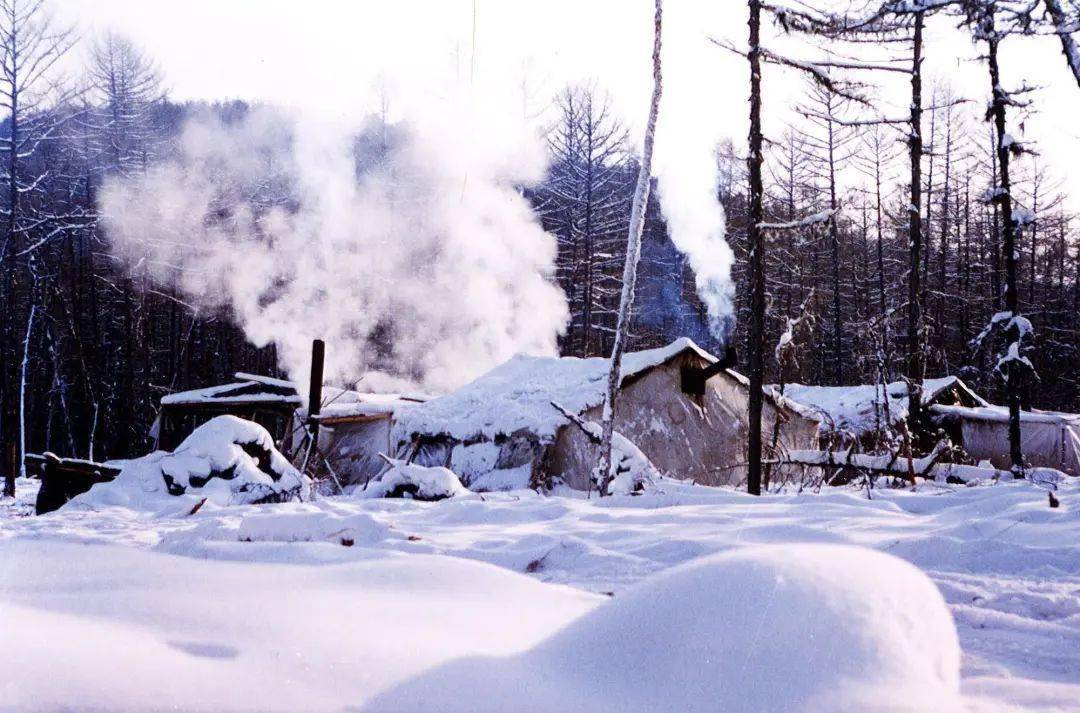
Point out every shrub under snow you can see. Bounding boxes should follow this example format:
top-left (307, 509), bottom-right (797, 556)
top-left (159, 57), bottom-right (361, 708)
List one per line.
top-left (369, 543), bottom-right (964, 713)
top-left (67, 416), bottom-right (309, 511)
top-left (358, 460), bottom-right (473, 501)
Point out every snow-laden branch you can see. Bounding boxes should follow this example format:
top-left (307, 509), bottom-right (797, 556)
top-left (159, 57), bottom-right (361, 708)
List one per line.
top-left (759, 208), bottom-right (837, 230)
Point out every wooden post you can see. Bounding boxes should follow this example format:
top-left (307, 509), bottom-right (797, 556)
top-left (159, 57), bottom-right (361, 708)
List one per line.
top-left (3, 442), bottom-right (15, 498)
top-left (308, 339), bottom-right (325, 450)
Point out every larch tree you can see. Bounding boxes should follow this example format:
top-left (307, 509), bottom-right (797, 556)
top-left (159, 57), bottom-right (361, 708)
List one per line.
top-left (963, 0), bottom-right (1037, 476)
top-left (87, 32), bottom-right (163, 176)
top-left (538, 84), bottom-right (632, 358)
top-left (794, 81), bottom-right (857, 384)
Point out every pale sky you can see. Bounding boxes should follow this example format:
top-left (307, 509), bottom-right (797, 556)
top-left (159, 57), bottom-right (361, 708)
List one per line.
top-left (52, 0), bottom-right (1080, 208)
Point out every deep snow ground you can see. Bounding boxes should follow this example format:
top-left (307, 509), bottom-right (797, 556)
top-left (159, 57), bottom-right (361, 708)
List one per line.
top-left (1, 476), bottom-right (1077, 711)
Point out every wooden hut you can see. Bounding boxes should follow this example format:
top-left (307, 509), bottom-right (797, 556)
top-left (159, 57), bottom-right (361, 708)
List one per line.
top-left (153, 373), bottom-right (302, 451)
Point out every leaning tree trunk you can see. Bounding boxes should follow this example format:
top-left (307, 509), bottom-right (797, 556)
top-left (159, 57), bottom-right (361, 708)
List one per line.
top-left (597, 0), bottom-right (663, 495)
top-left (1044, 0), bottom-right (1080, 90)
top-left (745, 0), bottom-right (766, 496)
top-left (984, 21), bottom-right (1025, 476)
top-left (905, 11), bottom-right (926, 442)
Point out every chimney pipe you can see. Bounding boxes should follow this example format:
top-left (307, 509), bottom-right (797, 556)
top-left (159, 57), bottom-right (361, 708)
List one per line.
top-left (680, 344), bottom-right (738, 397)
top-left (308, 339), bottom-right (325, 448)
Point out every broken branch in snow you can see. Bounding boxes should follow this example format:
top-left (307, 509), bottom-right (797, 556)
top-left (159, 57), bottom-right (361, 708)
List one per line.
top-left (551, 401), bottom-right (601, 444)
top-left (782, 439), bottom-right (953, 483)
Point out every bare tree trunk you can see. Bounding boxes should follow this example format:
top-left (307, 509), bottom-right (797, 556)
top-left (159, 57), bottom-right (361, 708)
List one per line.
top-left (873, 139), bottom-right (890, 380)
top-left (936, 113), bottom-right (953, 364)
top-left (18, 299), bottom-right (36, 484)
top-left (597, 0), bottom-right (663, 495)
top-left (906, 12), bottom-right (926, 439)
top-left (984, 19), bottom-right (1025, 476)
top-left (827, 116), bottom-right (843, 384)
top-left (746, 0), bottom-right (766, 497)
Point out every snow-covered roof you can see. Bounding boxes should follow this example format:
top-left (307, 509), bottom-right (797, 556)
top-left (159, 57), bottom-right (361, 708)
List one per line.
top-left (395, 338), bottom-right (716, 442)
top-left (312, 388), bottom-right (428, 421)
top-left (233, 372), bottom-right (297, 390)
top-left (162, 372), bottom-right (427, 421)
top-left (779, 376), bottom-right (986, 436)
top-left (160, 377), bottom-right (301, 407)
top-left (930, 403), bottom-right (1080, 426)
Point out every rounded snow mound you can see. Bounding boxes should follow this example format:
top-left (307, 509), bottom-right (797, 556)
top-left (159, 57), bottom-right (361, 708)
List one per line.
top-left (369, 544), bottom-right (964, 713)
top-left (68, 416), bottom-right (309, 512)
top-left (357, 461), bottom-right (473, 501)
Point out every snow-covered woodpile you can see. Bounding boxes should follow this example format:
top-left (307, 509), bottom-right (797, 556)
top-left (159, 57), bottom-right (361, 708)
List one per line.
top-left (393, 338), bottom-right (821, 490)
top-left (70, 416), bottom-right (310, 511)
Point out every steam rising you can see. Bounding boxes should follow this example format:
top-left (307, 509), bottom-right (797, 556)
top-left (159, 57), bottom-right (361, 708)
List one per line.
top-left (99, 108), bottom-right (568, 391)
top-left (653, 1), bottom-right (735, 342)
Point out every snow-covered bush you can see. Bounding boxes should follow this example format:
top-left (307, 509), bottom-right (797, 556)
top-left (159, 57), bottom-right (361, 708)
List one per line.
top-left (357, 460), bottom-right (472, 501)
top-left (601, 431), bottom-right (661, 496)
top-left (67, 416), bottom-right (309, 511)
top-left (369, 544), bottom-right (964, 712)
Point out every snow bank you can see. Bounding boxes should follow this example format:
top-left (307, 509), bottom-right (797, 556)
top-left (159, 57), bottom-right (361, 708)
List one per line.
top-left (236, 509), bottom-right (391, 546)
top-left (357, 461), bottom-right (472, 501)
top-left (67, 416), bottom-right (309, 512)
top-left (0, 539), bottom-right (601, 712)
top-left (370, 544), bottom-right (964, 712)
top-left (394, 338), bottom-right (715, 442)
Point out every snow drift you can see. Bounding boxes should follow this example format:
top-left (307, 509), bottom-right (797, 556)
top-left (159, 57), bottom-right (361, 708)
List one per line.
top-left (67, 416), bottom-right (309, 511)
top-left (0, 539), bottom-right (602, 712)
top-left (358, 461), bottom-right (473, 502)
top-left (369, 544), bottom-right (964, 713)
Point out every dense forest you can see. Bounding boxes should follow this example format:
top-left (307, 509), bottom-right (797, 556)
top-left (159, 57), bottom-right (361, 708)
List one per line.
top-left (0, 0), bottom-right (1078, 484)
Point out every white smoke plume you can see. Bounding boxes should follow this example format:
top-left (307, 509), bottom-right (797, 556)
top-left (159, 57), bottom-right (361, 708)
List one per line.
top-left (99, 106), bottom-right (568, 393)
top-left (652, 1), bottom-right (736, 342)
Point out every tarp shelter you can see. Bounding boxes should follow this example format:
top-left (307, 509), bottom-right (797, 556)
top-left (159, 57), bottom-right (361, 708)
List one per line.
top-left (930, 404), bottom-right (1080, 476)
top-left (779, 376), bottom-right (986, 446)
top-left (393, 338), bottom-right (821, 490)
top-left (154, 373), bottom-right (301, 451)
top-left (292, 390), bottom-right (428, 487)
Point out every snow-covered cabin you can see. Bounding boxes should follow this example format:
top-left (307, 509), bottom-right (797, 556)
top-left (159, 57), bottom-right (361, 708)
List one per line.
top-left (292, 389), bottom-right (428, 487)
top-left (392, 338), bottom-right (821, 490)
top-left (778, 376), bottom-right (986, 446)
top-left (930, 404), bottom-right (1080, 476)
top-left (156, 376), bottom-right (428, 486)
top-left (154, 373), bottom-right (302, 451)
